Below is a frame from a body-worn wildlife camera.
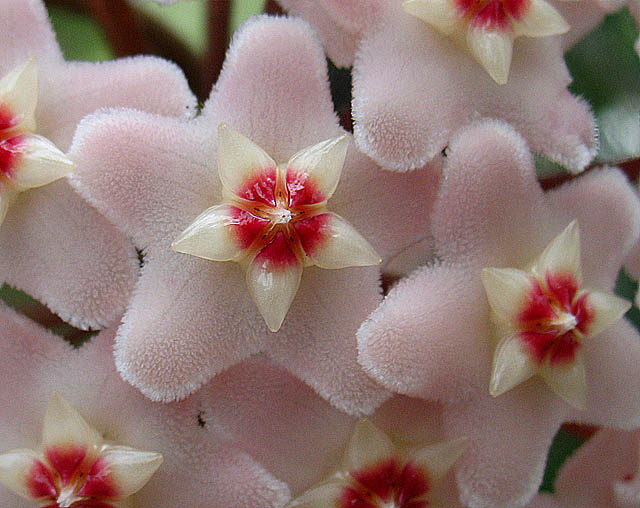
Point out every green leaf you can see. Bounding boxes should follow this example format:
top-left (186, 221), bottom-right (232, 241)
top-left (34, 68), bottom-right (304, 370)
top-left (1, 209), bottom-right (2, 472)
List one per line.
top-left (231, 0), bottom-right (266, 33)
top-left (566, 8), bottom-right (640, 164)
top-left (47, 5), bottom-right (113, 61)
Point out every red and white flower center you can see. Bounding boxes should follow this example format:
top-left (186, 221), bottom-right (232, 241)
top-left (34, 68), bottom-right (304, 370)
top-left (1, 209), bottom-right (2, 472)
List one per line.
top-left (341, 458), bottom-right (431, 508)
top-left (0, 102), bottom-right (25, 180)
top-left (454, 0), bottom-right (530, 30)
top-left (228, 167), bottom-right (330, 267)
top-left (27, 447), bottom-right (118, 508)
top-left (516, 272), bottom-right (593, 365)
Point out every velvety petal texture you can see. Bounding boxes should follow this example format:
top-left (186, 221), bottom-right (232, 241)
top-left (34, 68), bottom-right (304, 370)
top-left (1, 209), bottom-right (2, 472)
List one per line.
top-left (0, 304), bottom-right (291, 508)
top-left (70, 15), bottom-right (439, 412)
top-left (0, 0), bottom-right (197, 329)
top-left (358, 120), bottom-right (640, 508)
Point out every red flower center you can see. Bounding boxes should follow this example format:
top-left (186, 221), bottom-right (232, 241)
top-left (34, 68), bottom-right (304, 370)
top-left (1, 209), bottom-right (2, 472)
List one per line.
top-left (454, 0), bottom-right (530, 29)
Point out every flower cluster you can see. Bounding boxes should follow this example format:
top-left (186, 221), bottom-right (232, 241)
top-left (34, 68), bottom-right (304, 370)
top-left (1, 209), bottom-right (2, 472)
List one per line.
top-left (0, 1), bottom-right (639, 508)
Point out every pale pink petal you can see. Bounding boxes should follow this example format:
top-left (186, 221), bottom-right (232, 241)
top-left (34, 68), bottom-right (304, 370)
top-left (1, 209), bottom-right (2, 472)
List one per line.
top-left (206, 16), bottom-right (344, 163)
top-left (268, 265), bottom-right (390, 416)
top-left (553, 429), bottom-right (640, 508)
top-left (276, 0), bottom-right (361, 67)
top-left (38, 56), bottom-right (196, 151)
top-left (328, 147), bottom-right (441, 270)
top-left (431, 119), bottom-right (548, 268)
top-left (445, 385), bottom-right (565, 508)
top-left (69, 108), bottom-right (218, 248)
top-left (352, 7), bottom-right (596, 172)
top-left (527, 494), bottom-right (563, 508)
top-left (200, 357), bottom-right (354, 496)
top-left (358, 263), bottom-right (491, 402)
top-left (0, 305), bottom-right (292, 508)
top-left (115, 247), bottom-right (271, 402)
top-left (577, 319), bottom-right (640, 429)
top-left (544, 167), bottom-right (640, 289)
top-left (0, 0), bottom-right (62, 77)
top-left (0, 180), bottom-right (137, 329)
top-left (554, 2), bottom-right (612, 51)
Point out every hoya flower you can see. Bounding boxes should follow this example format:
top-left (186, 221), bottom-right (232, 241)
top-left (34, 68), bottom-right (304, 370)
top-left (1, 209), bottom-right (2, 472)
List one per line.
top-left (0, 304), bottom-right (292, 508)
top-left (278, 0), bottom-right (597, 172)
top-left (529, 429), bottom-right (640, 508)
top-left (69, 15), bottom-right (439, 412)
top-left (198, 360), bottom-right (468, 508)
top-left (357, 120), bottom-right (640, 508)
top-left (0, 0), bottom-right (196, 329)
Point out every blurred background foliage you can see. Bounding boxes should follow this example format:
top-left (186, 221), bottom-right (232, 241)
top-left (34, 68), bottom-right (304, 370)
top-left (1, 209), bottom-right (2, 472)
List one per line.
top-left (0, 0), bottom-right (638, 496)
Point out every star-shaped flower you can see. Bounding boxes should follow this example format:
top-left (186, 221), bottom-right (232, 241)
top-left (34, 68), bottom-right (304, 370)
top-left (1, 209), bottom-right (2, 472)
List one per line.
top-left (198, 360), bottom-right (468, 508)
top-left (278, 0), bottom-right (597, 172)
top-left (0, 0), bottom-right (197, 329)
top-left (482, 221), bottom-right (629, 408)
top-left (529, 429), bottom-right (640, 508)
top-left (0, 304), bottom-right (293, 508)
top-left (402, 0), bottom-right (569, 84)
top-left (357, 120), bottom-right (640, 508)
top-left (172, 125), bottom-right (380, 331)
top-left (69, 15), bottom-right (440, 412)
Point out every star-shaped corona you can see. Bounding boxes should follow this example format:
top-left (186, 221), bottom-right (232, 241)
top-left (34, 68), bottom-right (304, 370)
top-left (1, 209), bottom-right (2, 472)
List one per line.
top-left (402, 0), bottom-right (570, 84)
top-left (0, 391), bottom-right (162, 508)
top-left (482, 220), bottom-right (631, 409)
top-left (0, 59), bottom-right (75, 226)
top-left (287, 419), bottom-right (467, 508)
top-left (172, 123), bottom-right (381, 332)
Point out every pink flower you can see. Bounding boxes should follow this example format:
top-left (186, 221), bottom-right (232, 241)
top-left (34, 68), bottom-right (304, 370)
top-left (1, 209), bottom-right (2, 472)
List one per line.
top-left (357, 119), bottom-right (640, 508)
top-left (0, 304), bottom-right (291, 508)
top-left (0, 0), bottom-right (196, 329)
top-left (68, 15), bottom-right (440, 412)
top-left (529, 429), bottom-right (640, 508)
top-left (278, 0), bottom-right (597, 172)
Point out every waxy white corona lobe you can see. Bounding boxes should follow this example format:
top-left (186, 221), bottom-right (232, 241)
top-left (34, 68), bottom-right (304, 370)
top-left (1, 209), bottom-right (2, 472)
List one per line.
top-left (482, 221), bottom-right (630, 409)
top-left (0, 59), bottom-right (74, 226)
top-left (288, 419), bottom-right (467, 508)
top-left (403, 0), bottom-right (570, 84)
top-left (172, 124), bottom-right (381, 332)
top-left (0, 392), bottom-right (162, 508)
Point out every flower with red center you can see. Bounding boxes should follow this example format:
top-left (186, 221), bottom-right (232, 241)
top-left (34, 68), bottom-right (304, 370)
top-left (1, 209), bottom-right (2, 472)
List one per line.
top-left (0, 59), bottom-right (74, 226)
top-left (0, 391), bottom-right (163, 508)
top-left (287, 419), bottom-right (466, 508)
top-left (172, 124), bottom-right (380, 332)
top-left (482, 220), bottom-right (630, 409)
top-left (402, 0), bottom-right (569, 83)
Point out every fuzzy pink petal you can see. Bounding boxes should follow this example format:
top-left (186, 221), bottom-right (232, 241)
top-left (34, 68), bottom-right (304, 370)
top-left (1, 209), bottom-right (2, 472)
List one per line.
top-left (200, 357), bottom-right (354, 496)
top-left (527, 494), bottom-right (562, 508)
top-left (115, 247), bottom-right (271, 402)
top-left (0, 305), bottom-right (291, 508)
top-left (329, 147), bottom-right (441, 267)
top-left (553, 2), bottom-right (609, 51)
top-left (446, 384), bottom-right (565, 508)
top-left (268, 265), bottom-right (390, 416)
top-left (38, 56), bottom-right (196, 151)
top-left (0, 0), bottom-right (62, 77)
top-left (69, 109), bottom-right (218, 248)
top-left (544, 167), bottom-right (640, 290)
top-left (358, 263), bottom-right (489, 402)
top-left (576, 319), bottom-right (640, 429)
top-left (0, 180), bottom-right (137, 329)
top-left (205, 16), bottom-right (344, 163)
top-left (431, 119), bottom-right (548, 268)
top-left (553, 429), bottom-right (640, 508)
top-left (276, 0), bottom-right (361, 67)
top-left (352, 8), bottom-right (596, 172)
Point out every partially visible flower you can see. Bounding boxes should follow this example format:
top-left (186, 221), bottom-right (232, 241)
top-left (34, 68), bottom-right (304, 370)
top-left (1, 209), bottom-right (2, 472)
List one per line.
top-left (357, 120), bottom-right (640, 508)
top-left (403, 0), bottom-right (568, 84)
top-left (69, 15), bottom-right (439, 412)
top-left (278, 0), bottom-right (597, 173)
top-left (529, 429), bottom-right (640, 508)
top-left (0, 304), bottom-right (293, 508)
top-left (0, 0), bottom-right (196, 329)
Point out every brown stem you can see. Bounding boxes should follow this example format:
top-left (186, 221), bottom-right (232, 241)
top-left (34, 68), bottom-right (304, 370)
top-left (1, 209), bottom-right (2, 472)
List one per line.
top-left (86, 0), bottom-right (147, 56)
top-left (265, 0), bottom-right (285, 15)
top-left (200, 0), bottom-right (231, 100)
